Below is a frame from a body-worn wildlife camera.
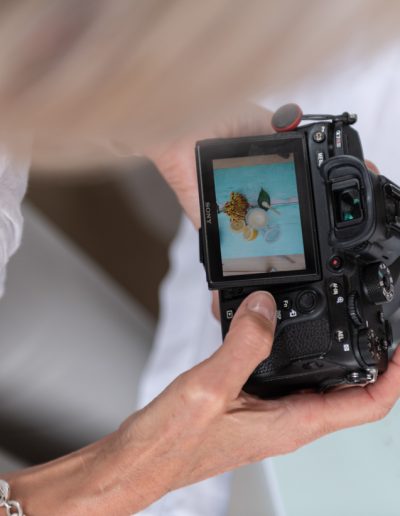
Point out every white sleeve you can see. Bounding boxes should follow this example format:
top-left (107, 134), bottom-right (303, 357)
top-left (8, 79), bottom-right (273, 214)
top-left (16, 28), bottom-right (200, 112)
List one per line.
top-left (0, 145), bottom-right (29, 297)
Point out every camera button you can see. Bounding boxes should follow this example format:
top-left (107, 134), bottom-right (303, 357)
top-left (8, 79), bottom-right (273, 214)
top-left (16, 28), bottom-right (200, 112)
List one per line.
top-left (329, 281), bottom-right (343, 296)
top-left (316, 151), bottom-right (325, 168)
top-left (334, 329), bottom-right (347, 343)
top-left (313, 130), bottom-right (326, 143)
top-left (277, 298), bottom-right (298, 321)
top-left (276, 308), bottom-right (296, 321)
top-left (225, 309), bottom-right (235, 320)
top-left (297, 290), bottom-right (317, 313)
top-left (329, 255), bottom-right (343, 271)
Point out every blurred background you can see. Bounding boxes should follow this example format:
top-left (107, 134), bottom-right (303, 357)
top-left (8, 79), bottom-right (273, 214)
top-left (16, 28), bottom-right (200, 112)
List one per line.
top-left (0, 159), bottom-right (179, 461)
top-left (29, 157), bottom-right (181, 318)
top-left (0, 156), bottom-right (182, 465)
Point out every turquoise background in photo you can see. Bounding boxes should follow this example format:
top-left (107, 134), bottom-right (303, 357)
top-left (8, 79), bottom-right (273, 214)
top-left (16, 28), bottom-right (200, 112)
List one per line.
top-left (214, 162), bottom-right (305, 260)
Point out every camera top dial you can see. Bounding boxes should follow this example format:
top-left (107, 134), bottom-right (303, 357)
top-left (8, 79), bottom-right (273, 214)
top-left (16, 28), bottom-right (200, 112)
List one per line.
top-left (363, 262), bottom-right (394, 304)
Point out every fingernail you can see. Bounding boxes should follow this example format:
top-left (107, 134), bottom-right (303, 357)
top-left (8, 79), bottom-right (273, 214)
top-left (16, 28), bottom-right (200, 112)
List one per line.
top-left (246, 291), bottom-right (276, 321)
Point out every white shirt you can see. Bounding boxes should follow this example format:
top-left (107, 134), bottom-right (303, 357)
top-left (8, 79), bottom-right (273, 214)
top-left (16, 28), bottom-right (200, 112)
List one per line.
top-left (0, 146), bottom-right (29, 297)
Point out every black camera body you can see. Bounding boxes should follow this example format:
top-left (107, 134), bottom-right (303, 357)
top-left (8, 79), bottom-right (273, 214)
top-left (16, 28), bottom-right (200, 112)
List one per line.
top-left (196, 109), bottom-right (400, 398)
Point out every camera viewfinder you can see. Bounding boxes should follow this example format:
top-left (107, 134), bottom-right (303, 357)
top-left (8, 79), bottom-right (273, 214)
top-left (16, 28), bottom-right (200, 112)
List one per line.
top-left (332, 178), bottom-right (363, 227)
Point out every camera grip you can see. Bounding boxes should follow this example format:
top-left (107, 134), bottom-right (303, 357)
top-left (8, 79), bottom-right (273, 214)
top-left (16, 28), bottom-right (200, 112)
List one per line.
top-left (252, 318), bottom-right (331, 377)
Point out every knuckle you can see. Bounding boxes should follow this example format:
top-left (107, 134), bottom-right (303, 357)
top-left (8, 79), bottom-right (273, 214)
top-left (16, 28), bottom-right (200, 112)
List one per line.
top-left (174, 371), bottom-right (224, 414)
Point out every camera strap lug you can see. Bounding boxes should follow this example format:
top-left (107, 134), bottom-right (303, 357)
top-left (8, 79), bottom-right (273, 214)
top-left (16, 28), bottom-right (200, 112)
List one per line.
top-left (346, 368), bottom-right (378, 386)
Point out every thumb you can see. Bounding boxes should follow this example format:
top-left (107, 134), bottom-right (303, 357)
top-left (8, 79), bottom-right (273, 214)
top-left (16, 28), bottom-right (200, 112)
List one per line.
top-left (204, 291), bottom-right (277, 398)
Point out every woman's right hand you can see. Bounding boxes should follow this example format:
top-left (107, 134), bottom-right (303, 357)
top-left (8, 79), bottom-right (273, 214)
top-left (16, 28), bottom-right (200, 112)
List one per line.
top-left (7, 289), bottom-right (400, 514)
top-left (113, 291), bottom-right (400, 510)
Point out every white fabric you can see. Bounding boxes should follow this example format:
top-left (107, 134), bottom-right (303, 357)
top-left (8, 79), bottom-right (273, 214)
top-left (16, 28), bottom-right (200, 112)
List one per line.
top-left (265, 44), bottom-right (400, 184)
top-left (0, 146), bottom-right (29, 297)
top-left (136, 44), bottom-right (400, 515)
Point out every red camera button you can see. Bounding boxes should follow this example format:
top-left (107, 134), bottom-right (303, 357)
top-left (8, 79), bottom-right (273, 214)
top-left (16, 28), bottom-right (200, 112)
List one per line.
top-left (329, 255), bottom-right (343, 271)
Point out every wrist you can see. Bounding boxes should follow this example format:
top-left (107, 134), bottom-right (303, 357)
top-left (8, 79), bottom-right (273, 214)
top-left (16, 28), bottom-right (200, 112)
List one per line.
top-left (4, 428), bottom-right (165, 515)
top-left (4, 441), bottom-right (103, 515)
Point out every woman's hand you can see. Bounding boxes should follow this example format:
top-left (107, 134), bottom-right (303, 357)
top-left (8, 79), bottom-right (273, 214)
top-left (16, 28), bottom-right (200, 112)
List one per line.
top-left (147, 103), bottom-right (273, 229)
top-left (8, 109), bottom-right (398, 515)
top-left (7, 290), bottom-right (400, 514)
top-left (148, 102), bottom-right (274, 319)
top-left (112, 291), bottom-right (400, 511)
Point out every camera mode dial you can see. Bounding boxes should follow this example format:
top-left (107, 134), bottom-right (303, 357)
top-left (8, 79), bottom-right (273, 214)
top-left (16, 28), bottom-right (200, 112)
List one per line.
top-left (363, 262), bottom-right (394, 304)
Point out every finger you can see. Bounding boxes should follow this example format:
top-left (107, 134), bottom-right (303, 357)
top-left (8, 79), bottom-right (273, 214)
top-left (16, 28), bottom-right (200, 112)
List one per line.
top-left (231, 104), bottom-right (274, 137)
top-left (365, 159), bottom-right (380, 175)
top-left (197, 291), bottom-right (276, 399)
top-left (363, 345), bottom-right (400, 416)
top-left (279, 346), bottom-right (400, 442)
top-left (214, 103), bottom-right (274, 139)
top-left (211, 290), bottom-right (220, 320)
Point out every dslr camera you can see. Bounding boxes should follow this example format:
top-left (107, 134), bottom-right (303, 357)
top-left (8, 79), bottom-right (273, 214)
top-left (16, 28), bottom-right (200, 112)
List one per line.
top-left (196, 104), bottom-right (400, 398)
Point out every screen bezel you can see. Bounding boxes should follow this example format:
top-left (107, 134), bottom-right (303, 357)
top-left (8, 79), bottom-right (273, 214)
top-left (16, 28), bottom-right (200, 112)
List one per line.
top-left (196, 132), bottom-right (320, 289)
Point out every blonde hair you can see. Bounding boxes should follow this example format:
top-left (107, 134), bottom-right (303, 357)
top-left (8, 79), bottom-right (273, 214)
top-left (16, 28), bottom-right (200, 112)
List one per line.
top-left (0, 0), bottom-right (398, 169)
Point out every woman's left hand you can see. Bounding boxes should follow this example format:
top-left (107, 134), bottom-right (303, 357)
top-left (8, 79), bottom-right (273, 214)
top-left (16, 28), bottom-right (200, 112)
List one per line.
top-left (148, 103), bottom-right (273, 229)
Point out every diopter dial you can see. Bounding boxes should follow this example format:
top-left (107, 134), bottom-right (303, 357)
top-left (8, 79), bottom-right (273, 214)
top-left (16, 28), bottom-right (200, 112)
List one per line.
top-left (363, 262), bottom-right (394, 304)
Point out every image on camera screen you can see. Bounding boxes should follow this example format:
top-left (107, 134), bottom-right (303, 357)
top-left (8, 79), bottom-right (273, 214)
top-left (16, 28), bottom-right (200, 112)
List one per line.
top-left (213, 154), bottom-right (306, 277)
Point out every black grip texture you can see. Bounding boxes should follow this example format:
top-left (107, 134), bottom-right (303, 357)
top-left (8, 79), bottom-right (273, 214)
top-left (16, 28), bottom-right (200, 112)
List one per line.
top-left (252, 319), bottom-right (331, 377)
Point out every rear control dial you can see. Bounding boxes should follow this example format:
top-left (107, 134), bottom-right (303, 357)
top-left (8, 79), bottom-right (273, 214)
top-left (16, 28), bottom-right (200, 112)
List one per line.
top-left (348, 292), bottom-right (363, 327)
top-left (363, 262), bottom-right (394, 304)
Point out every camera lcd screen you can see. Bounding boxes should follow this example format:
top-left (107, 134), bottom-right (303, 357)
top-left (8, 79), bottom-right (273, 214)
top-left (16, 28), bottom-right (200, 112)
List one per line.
top-left (212, 154), bottom-right (306, 277)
